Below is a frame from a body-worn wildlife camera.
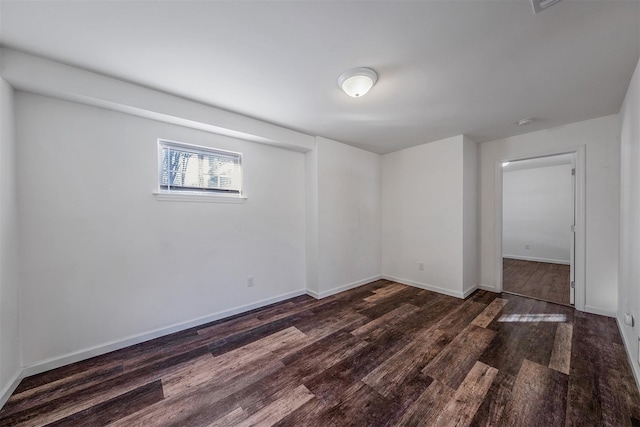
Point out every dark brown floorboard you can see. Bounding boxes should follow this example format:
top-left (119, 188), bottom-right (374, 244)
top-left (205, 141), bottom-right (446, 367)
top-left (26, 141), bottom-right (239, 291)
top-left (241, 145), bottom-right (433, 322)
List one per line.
top-left (1, 280), bottom-right (638, 426)
top-left (503, 258), bottom-right (571, 306)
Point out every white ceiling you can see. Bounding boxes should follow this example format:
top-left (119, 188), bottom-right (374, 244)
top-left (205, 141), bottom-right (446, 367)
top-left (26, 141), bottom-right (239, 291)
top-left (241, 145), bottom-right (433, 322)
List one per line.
top-left (0, 0), bottom-right (638, 154)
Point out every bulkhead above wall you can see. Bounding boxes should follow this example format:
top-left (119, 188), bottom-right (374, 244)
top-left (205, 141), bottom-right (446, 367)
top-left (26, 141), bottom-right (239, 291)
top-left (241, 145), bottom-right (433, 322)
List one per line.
top-left (0, 48), bottom-right (315, 152)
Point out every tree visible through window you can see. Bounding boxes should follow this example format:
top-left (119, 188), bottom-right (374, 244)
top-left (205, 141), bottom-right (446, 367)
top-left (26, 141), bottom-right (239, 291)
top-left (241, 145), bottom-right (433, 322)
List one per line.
top-left (159, 140), bottom-right (242, 194)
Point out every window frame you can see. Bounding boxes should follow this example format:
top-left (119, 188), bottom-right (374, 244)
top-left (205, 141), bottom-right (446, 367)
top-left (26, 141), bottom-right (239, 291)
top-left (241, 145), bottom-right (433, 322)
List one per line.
top-left (154, 138), bottom-right (246, 203)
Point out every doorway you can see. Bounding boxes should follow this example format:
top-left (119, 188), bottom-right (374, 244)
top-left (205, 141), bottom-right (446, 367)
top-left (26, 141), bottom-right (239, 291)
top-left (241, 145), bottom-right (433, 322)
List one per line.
top-left (501, 153), bottom-right (576, 306)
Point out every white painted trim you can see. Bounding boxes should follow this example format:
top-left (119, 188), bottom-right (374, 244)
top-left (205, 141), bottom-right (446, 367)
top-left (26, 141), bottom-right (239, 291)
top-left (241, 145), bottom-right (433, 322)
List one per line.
top-left (20, 289), bottom-right (306, 378)
top-left (307, 275), bottom-right (382, 299)
top-left (382, 275), bottom-right (466, 299)
top-left (616, 315), bottom-right (640, 391)
top-left (462, 285), bottom-right (479, 299)
top-left (153, 192), bottom-right (247, 203)
top-left (583, 305), bottom-right (616, 318)
top-left (502, 255), bottom-right (570, 265)
top-left (306, 289), bottom-right (321, 299)
top-left (0, 370), bottom-right (23, 410)
top-left (478, 284), bottom-right (498, 293)
top-left (494, 146), bottom-right (586, 313)
top-left (494, 158), bottom-right (503, 293)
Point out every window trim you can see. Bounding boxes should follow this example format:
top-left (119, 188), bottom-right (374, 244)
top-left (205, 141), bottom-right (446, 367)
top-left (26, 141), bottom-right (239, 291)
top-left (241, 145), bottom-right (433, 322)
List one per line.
top-left (154, 138), bottom-right (247, 203)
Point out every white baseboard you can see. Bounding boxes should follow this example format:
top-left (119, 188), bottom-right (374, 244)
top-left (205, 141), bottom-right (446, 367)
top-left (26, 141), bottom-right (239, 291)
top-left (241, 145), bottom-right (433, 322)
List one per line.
top-left (382, 275), bottom-right (466, 299)
top-left (478, 284), bottom-right (498, 293)
top-left (20, 289), bottom-right (307, 379)
top-left (616, 314), bottom-right (640, 392)
top-left (583, 305), bottom-right (616, 318)
top-left (503, 255), bottom-right (570, 265)
top-left (462, 285), bottom-right (478, 298)
top-left (307, 275), bottom-right (382, 300)
top-left (306, 289), bottom-right (320, 299)
top-left (0, 369), bottom-right (23, 409)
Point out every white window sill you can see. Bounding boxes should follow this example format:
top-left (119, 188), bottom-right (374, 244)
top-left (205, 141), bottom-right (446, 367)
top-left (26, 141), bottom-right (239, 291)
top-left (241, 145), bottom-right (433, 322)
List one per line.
top-left (153, 191), bottom-right (247, 204)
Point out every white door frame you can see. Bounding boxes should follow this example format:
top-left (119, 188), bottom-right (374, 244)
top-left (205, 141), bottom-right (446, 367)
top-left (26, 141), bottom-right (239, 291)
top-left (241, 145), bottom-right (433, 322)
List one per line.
top-left (494, 145), bottom-right (586, 311)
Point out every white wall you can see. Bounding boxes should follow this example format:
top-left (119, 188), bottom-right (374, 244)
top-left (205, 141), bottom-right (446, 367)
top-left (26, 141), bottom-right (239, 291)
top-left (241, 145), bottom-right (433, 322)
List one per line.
top-left (16, 92), bottom-right (307, 367)
top-left (463, 137), bottom-right (478, 294)
top-left (618, 58), bottom-right (640, 383)
top-left (381, 135), bottom-right (477, 298)
top-left (0, 78), bottom-right (20, 402)
top-left (306, 137), bottom-right (381, 298)
top-left (479, 115), bottom-right (620, 315)
top-left (503, 164), bottom-right (573, 264)
top-left (305, 146), bottom-right (319, 295)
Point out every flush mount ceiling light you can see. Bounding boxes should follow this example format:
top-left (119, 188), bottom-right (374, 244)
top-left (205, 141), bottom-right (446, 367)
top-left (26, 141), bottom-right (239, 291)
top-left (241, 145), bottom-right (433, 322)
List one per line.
top-left (517, 118), bottom-right (534, 126)
top-left (337, 67), bottom-right (377, 98)
top-left (531, 0), bottom-right (563, 14)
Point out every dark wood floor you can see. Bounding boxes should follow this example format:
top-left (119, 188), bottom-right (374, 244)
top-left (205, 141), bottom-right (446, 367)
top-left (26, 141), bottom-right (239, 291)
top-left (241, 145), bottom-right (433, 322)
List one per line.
top-left (503, 258), bottom-right (571, 306)
top-left (1, 280), bottom-right (638, 426)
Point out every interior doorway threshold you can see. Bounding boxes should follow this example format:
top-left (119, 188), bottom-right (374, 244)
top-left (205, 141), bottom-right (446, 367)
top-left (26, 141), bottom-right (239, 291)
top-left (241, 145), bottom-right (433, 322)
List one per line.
top-left (501, 290), bottom-right (574, 308)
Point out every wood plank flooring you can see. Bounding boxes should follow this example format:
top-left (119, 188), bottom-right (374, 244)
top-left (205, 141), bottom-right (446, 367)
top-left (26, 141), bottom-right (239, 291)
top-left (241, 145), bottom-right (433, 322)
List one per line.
top-left (503, 258), bottom-right (571, 306)
top-left (2, 280), bottom-right (638, 426)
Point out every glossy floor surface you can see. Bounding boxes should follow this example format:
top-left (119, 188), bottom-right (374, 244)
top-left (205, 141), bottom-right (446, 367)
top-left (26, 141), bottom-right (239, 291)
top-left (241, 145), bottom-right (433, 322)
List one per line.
top-left (1, 280), bottom-right (638, 426)
top-left (503, 258), bottom-right (571, 306)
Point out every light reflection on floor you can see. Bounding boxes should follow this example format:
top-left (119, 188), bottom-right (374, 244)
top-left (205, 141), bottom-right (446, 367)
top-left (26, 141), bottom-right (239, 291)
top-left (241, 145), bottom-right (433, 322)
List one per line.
top-left (498, 313), bottom-right (568, 323)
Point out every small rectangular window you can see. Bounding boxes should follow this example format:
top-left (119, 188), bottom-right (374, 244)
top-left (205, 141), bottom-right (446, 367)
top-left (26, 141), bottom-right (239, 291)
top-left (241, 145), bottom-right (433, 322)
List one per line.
top-left (158, 139), bottom-right (242, 195)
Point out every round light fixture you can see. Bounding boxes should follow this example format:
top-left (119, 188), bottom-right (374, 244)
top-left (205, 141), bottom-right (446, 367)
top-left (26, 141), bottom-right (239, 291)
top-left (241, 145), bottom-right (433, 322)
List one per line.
top-left (337, 67), bottom-right (377, 98)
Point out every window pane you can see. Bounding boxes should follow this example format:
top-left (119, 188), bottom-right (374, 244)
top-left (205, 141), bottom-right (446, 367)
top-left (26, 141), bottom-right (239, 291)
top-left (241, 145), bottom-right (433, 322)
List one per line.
top-left (159, 142), bottom-right (242, 194)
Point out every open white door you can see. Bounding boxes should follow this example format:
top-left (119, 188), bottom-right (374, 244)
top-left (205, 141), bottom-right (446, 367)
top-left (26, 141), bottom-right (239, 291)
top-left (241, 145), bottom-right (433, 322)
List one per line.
top-left (570, 156), bottom-right (576, 305)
